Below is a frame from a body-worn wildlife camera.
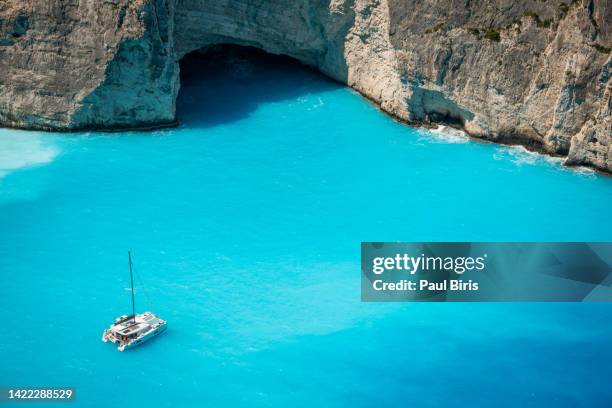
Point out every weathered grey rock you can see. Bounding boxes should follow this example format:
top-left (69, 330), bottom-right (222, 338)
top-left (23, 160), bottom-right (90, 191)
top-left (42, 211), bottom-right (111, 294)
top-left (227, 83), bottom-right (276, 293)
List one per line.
top-left (0, 0), bottom-right (610, 172)
top-left (0, 0), bottom-right (178, 130)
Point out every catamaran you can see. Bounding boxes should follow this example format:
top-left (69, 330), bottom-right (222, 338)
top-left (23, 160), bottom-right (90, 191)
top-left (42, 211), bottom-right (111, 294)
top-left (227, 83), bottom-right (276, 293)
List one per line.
top-left (102, 251), bottom-right (167, 351)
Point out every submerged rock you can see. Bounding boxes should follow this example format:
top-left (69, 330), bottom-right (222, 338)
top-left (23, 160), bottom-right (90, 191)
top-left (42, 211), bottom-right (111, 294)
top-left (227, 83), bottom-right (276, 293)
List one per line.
top-left (0, 0), bottom-right (610, 173)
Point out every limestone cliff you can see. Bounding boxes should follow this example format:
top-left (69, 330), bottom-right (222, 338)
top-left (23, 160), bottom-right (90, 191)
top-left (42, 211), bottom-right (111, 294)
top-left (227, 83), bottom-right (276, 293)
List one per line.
top-left (0, 0), bottom-right (610, 172)
top-left (0, 0), bottom-right (178, 130)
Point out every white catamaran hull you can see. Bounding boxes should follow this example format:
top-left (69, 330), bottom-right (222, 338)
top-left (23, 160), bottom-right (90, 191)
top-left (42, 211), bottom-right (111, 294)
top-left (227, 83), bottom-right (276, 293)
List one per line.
top-left (118, 324), bottom-right (167, 351)
top-left (102, 311), bottom-right (167, 351)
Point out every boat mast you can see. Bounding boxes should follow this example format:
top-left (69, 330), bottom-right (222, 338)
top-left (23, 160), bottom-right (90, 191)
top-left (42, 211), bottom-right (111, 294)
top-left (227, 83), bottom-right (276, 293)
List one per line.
top-left (128, 251), bottom-right (136, 323)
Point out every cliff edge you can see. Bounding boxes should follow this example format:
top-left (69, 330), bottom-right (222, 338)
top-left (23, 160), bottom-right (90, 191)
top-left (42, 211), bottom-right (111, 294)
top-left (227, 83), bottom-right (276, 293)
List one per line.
top-left (1, 0), bottom-right (610, 172)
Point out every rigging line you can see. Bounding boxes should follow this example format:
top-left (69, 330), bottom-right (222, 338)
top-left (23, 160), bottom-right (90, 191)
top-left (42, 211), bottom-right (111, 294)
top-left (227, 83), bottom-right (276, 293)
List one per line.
top-left (131, 256), bottom-right (157, 311)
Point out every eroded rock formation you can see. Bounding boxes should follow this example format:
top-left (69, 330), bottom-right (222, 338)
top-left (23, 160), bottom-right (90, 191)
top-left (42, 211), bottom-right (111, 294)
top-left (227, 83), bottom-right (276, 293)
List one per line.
top-left (0, 0), bottom-right (610, 172)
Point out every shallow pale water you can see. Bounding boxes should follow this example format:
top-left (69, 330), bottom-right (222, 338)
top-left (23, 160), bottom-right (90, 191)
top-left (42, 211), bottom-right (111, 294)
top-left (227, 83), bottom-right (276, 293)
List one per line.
top-left (1, 50), bottom-right (611, 407)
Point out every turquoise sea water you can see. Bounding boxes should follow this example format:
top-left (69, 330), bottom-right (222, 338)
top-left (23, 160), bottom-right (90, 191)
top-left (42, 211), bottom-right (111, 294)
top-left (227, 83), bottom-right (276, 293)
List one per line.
top-left (1, 49), bottom-right (611, 407)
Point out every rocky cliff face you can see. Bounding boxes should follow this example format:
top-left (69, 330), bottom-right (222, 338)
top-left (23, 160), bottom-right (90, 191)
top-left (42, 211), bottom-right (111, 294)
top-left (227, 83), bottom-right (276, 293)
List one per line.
top-left (1, 0), bottom-right (610, 172)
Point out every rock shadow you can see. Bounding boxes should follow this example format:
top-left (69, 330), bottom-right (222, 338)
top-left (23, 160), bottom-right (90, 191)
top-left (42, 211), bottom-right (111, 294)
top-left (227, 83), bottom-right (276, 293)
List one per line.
top-left (176, 45), bottom-right (343, 129)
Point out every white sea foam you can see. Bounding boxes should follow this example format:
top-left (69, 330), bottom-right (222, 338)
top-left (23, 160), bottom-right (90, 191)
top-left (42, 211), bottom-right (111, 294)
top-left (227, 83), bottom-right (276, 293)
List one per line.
top-left (568, 165), bottom-right (597, 177)
top-left (307, 97), bottom-right (325, 111)
top-left (498, 145), bottom-right (556, 165)
top-left (420, 125), bottom-right (470, 144)
top-left (493, 145), bottom-right (543, 165)
top-left (0, 130), bottom-right (59, 179)
top-left (416, 125), bottom-right (598, 177)
top-left (494, 144), bottom-right (597, 177)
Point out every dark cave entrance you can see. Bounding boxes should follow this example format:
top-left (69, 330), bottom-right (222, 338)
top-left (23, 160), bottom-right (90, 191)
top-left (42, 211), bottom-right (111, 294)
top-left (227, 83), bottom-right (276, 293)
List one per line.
top-left (176, 45), bottom-right (341, 128)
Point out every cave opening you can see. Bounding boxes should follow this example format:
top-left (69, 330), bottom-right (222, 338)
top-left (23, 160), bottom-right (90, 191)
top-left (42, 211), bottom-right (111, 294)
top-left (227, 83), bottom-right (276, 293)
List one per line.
top-left (176, 45), bottom-right (342, 128)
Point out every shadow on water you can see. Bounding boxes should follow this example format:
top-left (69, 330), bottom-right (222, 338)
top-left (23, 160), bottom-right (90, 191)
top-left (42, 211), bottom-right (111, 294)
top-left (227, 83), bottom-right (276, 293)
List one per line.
top-left (176, 45), bottom-right (342, 129)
